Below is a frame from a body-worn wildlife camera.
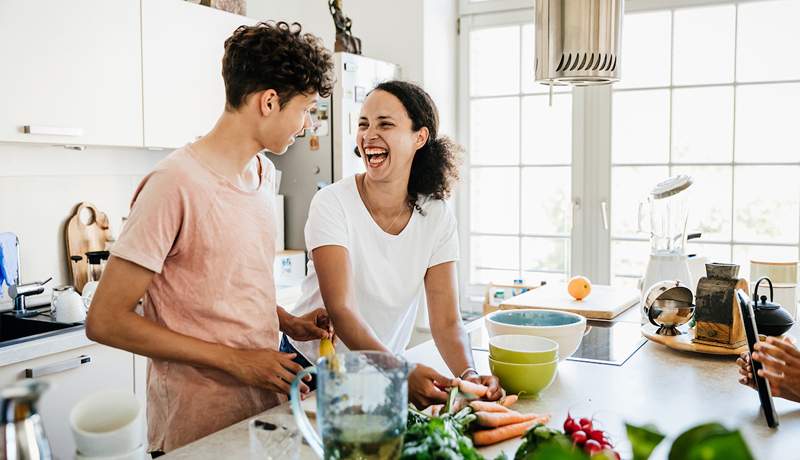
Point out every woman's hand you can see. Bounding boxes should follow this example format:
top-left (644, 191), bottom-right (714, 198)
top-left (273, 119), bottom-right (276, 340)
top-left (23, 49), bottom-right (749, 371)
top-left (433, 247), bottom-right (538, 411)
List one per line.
top-left (408, 364), bottom-right (458, 409)
top-left (281, 307), bottom-right (333, 342)
top-left (749, 336), bottom-right (800, 403)
top-left (225, 348), bottom-right (311, 397)
top-left (463, 371), bottom-right (502, 401)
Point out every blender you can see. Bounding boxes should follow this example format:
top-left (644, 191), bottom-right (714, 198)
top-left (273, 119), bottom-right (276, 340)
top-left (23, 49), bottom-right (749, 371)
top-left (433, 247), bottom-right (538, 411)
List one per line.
top-left (639, 175), bottom-right (694, 299)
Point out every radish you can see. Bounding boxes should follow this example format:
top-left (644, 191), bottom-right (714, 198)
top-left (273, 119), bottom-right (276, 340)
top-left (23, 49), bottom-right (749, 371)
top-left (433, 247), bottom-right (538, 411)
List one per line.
top-left (563, 414), bottom-right (581, 434)
top-left (589, 429), bottom-right (605, 442)
top-left (584, 439), bottom-right (602, 455)
top-left (571, 430), bottom-right (587, 445)
top-left (580, 418), bottom-right (593, 432)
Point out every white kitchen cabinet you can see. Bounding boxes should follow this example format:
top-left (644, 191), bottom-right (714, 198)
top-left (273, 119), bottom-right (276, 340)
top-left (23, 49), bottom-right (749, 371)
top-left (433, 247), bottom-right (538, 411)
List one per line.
top-left (0, 343), bottom-right (135, 460)
top-left (142, 0), bottom-right (253, 149)
top-left (0, 0), bottom-right (143, 147)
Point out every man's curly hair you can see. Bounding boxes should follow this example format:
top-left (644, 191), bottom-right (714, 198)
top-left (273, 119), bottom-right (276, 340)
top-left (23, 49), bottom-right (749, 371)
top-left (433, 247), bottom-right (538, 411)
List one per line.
top-left (356, 81), bottom-right (462, 214)
top-left (222, 21), bottom-right (334, 110)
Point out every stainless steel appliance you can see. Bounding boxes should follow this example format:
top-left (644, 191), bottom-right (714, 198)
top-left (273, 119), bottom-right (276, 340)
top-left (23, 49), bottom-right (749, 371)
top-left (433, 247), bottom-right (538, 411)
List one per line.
top-left (1, 379), bottom-right (52, 460)
top-left (267, 52), bottom-right (400, 250)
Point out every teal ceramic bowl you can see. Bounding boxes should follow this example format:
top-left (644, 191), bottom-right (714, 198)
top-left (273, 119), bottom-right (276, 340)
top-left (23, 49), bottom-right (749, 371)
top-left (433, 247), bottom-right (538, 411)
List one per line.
top-left (489, 335), bottom-right (559, 364)
top-left (488, 356), bottom-right (558, 399)
top-left (486, 309), bottom-right (587, 361)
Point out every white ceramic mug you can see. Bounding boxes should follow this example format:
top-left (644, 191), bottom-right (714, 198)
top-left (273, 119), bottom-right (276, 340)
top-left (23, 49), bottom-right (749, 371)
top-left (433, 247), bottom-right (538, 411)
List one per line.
top-left (75, 443), bottom-right (146, 460)
top-left (52, 287), bottom-right (86, 323)
top-left (70, 390), bottom-right (144, 457)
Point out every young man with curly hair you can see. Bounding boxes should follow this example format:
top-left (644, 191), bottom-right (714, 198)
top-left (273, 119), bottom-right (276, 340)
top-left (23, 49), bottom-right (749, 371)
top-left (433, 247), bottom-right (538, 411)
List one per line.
top-left (86, 22), bottom-right (334, 454)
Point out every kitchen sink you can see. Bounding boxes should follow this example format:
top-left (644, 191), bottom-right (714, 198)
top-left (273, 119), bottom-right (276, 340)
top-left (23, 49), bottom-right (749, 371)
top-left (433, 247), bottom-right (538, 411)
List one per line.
top-left (0, 308), bottom-right (83, 347)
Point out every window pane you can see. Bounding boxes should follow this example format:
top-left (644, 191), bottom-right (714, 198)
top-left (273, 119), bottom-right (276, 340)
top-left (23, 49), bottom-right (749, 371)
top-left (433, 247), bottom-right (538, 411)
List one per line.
top-left (672, 86), bottom-right (733, 164)
top-left (611, 240), bottom-right (650, 278)
top-left (470, 167), bottom-right (520, 234)
top-left (471, 235), bottom-right (519, 270)
top-left (733, 245), bottom-right (800, 282)
top-left (737, 0), bottom-right (800, 82)
top-left (612, 90), bottom-right (670, 164)
top-left (615, 11), bottom-right (671, 89)
top-left (472, 269), bottom-right (519, 285)
top-left (470, 26), bottom-right (520, 96)
top-left (521, 167), bottom-right (571, 235)
top-left (613, 276), bottom-right (641, 290)
top-left (521, 23), bottom-right (570, 95)
top-left (733, 166), bottom-right (800, 244)
top-left (611, 166), bottom-right (670, 238)
top-left (522, 237), bottom-right (569, 272)
top-left (672, 166), bottom-right (732, 242)
top-left (523, 271), bottom-right (568, 285)
top-left (687, 243), bottom-right (732, 264)
top-left (735, 83), bottom-right (800, 163)
top-left (470, 97), bottom-right (520, 165)
top-left (521, 94), bottom-right (571, 165)
top-left (673, 5), bottom-right (735, 85)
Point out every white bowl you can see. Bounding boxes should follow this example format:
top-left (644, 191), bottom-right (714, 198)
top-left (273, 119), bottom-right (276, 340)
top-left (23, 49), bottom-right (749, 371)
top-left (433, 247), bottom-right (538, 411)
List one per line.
top-left (70, 390), bottom-right (144, 457)
top-left (485, 309), bottom-right (587, 361)
top-left (75, 444), bottom-right (146, 460)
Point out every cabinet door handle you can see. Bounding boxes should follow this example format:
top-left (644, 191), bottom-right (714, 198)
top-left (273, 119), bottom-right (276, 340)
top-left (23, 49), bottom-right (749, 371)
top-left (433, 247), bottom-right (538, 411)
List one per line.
top-left (25, 355), bottom-right (91, 378)
top-left (23, 125), bottom-right (84, 137)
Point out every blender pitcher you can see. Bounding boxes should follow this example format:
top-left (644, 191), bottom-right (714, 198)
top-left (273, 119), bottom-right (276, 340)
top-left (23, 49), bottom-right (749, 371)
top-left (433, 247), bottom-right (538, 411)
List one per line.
top-left (290, 352), bottom-right (411, 460)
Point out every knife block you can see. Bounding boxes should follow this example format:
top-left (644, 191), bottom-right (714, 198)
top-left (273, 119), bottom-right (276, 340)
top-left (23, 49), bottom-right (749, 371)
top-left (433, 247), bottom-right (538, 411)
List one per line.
top-left (693, 264), bottom-right (748, 348)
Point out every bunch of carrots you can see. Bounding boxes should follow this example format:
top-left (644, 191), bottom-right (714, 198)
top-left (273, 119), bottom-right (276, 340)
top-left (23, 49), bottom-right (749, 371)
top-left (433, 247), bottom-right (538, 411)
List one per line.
top-left (422, 379), bottom-right (551, 448)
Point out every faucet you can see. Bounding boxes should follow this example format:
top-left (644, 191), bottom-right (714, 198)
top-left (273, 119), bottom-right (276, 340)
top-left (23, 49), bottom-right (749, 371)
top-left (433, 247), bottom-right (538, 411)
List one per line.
top-left (8, 277), bottom-right (52, 318)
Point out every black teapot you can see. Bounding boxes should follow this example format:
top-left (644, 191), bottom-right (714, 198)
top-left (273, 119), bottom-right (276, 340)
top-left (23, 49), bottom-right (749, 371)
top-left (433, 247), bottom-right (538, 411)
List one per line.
top-left (752, 277), bottom-right (795, 336)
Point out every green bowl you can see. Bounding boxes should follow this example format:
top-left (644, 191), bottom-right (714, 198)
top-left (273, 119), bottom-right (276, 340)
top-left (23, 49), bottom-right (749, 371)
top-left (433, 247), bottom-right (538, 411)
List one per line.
top-left (489, 335), bottom-right (559, 364)
top-left (488, 356), bottom-right (558, 399)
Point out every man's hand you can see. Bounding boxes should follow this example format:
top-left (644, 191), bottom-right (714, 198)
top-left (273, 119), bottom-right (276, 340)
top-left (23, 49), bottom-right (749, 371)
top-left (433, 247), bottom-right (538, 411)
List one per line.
top-left (749, 336), bottom-right (800, 403)
top-left (409, 364), bottom-right (458, 409)
top-left (225, 348), bottom-right (310, 397)
top-left (282, 308), bottom-right (333, 342)
top-left (463, 371), bottom-right (502, 401)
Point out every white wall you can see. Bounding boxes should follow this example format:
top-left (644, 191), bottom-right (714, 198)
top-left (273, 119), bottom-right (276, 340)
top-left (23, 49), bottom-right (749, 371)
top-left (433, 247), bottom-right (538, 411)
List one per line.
top-left (0, 144), bottom-right (165, 307)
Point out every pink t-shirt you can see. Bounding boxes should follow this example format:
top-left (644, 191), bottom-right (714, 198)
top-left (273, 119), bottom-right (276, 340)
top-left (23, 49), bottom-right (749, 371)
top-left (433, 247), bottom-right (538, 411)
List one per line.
top-left (111, 145), bottom-right (281, 452)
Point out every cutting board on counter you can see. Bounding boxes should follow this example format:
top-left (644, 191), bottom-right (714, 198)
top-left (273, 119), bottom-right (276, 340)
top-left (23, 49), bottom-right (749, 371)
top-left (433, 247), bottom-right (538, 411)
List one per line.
top-left (500, 283), bottom-right (640, 320)
top-left (65, 202), bottom-right (114, 293)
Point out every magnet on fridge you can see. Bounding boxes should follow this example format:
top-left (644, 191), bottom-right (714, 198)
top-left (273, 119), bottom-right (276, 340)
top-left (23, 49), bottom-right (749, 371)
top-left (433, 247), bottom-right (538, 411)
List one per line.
top-left (309, 133), bottom-right (320, 151)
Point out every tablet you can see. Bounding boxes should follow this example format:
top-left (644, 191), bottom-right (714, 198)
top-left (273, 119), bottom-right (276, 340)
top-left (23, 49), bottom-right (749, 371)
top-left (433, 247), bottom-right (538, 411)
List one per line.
top-left (737, 289), bottom-right (780, 428)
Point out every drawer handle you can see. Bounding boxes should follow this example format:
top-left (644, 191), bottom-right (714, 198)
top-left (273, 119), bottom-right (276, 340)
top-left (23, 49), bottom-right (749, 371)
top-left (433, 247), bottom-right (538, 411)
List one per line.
top-left (23, 125), bottom-right (84, 137)
top-left (25, 355), bottom-right (91, 378)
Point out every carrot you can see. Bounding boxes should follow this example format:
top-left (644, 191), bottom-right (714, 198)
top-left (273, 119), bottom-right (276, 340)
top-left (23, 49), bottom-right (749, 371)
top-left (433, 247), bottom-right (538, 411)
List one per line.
top-left (475, 411), bottom-right (538, 428)
top-left (472, 420), bottom-right (538, 446)
top-left (469, 400), bottom-right (510, 413)
top-left (457, 378), bottom-right (488, 398)
top-left (500, 394), bottom-right (519, 407)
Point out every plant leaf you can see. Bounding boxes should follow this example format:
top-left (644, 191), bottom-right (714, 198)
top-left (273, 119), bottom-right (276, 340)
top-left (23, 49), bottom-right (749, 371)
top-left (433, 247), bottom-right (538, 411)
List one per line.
top-left (527, 442), bottom-right (588, 460)
top-left (668, 423), bottom-right (729, 460)
top-left (685, 431), bottom-right (755, 460)
top-left (626, 423), bottom-right (666, 460)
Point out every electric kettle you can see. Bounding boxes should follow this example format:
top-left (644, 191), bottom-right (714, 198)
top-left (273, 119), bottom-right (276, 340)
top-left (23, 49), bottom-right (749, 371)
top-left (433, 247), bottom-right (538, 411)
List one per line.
top-left (1, 379), bottom-right (52, 460)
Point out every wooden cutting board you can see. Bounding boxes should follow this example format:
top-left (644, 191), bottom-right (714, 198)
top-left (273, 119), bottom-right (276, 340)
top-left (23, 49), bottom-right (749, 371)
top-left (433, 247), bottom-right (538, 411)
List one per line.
top-left (499, 283), bottom-right (640, 320)
top-left (65, 202), bottom-right (114, 293)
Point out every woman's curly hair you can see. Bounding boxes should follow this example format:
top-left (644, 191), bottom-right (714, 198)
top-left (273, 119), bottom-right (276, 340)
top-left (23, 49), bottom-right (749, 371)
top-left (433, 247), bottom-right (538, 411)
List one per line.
top-left (357, 81), bottom-right (462, 214)
top-left (222, 21), bottom-right (334, 110)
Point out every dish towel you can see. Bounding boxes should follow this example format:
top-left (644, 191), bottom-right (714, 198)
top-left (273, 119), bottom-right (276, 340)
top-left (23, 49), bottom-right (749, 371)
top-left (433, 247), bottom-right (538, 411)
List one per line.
top-left (0, 232), bottom-right (19, 301)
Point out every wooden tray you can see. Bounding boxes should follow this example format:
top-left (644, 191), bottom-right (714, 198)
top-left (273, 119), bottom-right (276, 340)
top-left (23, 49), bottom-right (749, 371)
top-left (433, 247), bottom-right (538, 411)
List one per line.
top-left (642, 325), bottom-right (747, 356)
top-left (500, 283), bottom-right (640, 320)
top-left (65, 202), bottom-right (114, 293)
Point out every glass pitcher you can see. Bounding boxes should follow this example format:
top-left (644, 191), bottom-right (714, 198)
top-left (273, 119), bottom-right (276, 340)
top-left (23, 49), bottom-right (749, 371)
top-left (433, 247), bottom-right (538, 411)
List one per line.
top-left (638, 175), bottom-right (692, 256)
top-left (290, 352), bottom-right (411, 459)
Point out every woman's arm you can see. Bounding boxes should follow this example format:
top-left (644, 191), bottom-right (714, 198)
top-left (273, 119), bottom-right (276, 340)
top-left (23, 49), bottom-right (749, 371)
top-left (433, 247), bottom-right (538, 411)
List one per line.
top-left (312, 245), bottom-right (389, 352)
top-left (425, 261), bottom-right (502, 399)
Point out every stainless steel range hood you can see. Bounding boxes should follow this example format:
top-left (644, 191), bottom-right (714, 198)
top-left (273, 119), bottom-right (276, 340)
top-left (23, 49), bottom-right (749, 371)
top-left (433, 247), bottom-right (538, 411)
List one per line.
top-left (535, 0), bottom-right (623, 87)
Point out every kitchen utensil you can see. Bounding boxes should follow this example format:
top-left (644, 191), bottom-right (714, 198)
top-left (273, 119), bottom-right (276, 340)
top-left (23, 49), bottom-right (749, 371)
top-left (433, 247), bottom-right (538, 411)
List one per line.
top-left (51, 285), bottom-right (86, 323)
top-left (488, 357), bottom-right (558, 399)
top-left (639, 175), bottom-right (694, 298)
top-left (248, 414), bottom-right (301, 460)
top-left (641, 325), bottom-right (749, 356)
top-left (694, 263), bottom-right (749, 348)
top-left (69, 390), bottom-right (144, 457)
top-left (1, 379), bottom-right (52, 460)
top-left (485, 309), bottom-right (587, 361)
top-left (642, 280), bottom-right (694, 336)
top-left (752, 277), bottom-right (795, 336)
top-left (499, 283), bottom-right (639, 320)
top-left (488, 335), bottom-right (559, 364)
top-left (290, 352), bottom-right (410, 459)
top-left (65, 203), bottom-right (114, 293)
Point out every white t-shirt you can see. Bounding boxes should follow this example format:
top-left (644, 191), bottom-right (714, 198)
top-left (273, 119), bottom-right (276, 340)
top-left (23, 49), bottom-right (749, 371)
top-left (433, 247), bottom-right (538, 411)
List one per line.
top-left (288, 175), bottom-right (459, 363)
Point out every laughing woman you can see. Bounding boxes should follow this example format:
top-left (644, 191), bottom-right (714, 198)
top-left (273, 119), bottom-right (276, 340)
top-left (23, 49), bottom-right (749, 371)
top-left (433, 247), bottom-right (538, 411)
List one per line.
top-left (281, 80), bottom-right (501, 407)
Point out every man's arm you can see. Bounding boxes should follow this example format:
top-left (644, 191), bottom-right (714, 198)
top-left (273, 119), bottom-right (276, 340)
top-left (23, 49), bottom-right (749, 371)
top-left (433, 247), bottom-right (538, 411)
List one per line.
top-left (86, 256), bottom-right (307, 395)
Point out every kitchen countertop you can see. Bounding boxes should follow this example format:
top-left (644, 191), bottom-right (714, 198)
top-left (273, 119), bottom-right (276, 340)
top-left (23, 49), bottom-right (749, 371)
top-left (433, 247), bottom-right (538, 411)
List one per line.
top-left (162, 314), bottom-right (800, 460)
top-left (0, 326), bottom-right (92, 367)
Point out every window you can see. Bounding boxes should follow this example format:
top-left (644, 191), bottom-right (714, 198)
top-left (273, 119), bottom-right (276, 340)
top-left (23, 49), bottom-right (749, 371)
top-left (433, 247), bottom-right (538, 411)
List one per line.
top-left (463, 17), bottom-right (573, 289)
top-left (611, 1), bottom-right (800, 287)
top-left (459, 0), bottom-right (800, 306)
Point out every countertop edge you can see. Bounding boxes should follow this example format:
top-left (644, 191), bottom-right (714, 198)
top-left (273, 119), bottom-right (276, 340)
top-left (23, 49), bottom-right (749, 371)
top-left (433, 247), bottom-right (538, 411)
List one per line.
top-left (0, 327), bottom-right (93, 367)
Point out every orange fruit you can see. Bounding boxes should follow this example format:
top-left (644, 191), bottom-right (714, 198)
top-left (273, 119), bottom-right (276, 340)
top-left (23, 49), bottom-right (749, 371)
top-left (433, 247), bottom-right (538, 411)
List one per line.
top-left (567, 276), bottom-right (592, 301)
